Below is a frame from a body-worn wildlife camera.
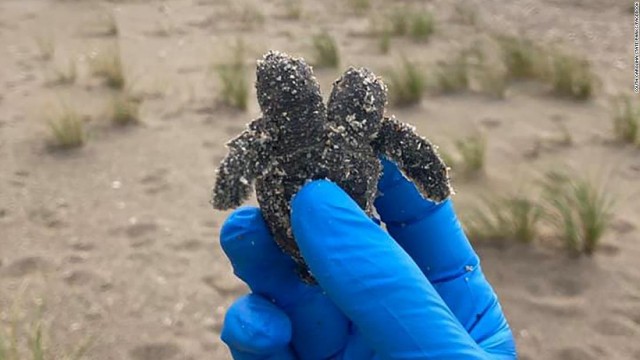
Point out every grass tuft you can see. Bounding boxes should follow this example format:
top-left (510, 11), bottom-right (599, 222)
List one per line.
top-left (541, 172), bottom-right (615, 255)
top-left (48, 59), bottom-right (77, 86)
top-left (312, 32), bottom-right (340, 68)
top-left (283, 0), bottom-right (303, 19)
top-left (379, 30), bottom-right (391, 54)
top-left (476, 62), bottom-right (507, 98)
top-left (1, 299), bottom-right (92, 360)
top-left (548, 51), bottom-right (594, 100)
top-left (238, 5), bottom-right (265, 30)
top-left (495, 34), bottom-right (596, 99)
top-left (388, 8), bottom-right (410, 36)
top-left (48, 106), bottom-right (85, 149)
top-left (465, 194), bottom-right (542, 244)
top-left (467, 44), bottom-right (508, 98)
top-left (452, 2), bottom-right (478, 25)
top-left (110, 93), bottom-right (141, 126)
top-left (612, 95), bottom-right (640, 144)
top-left (409, 11), bottom-right (435, 41)
top-left (428, 45), bottom-right (507, 98)
top-left (462, 171), bottom-right (615, 254)
top-left (555, 122), bottom-right (574, 146)
top-left (496, 34), bottom-right (547, 80)
top-left (453, 132), bottom-right (486, 175)
top-left (0, 337), bottom-right (5, 360)
top-left (217, 41), bottom-right (249, 111)
top-left (386, 59), bottom-right (426, 106)
top-left (388, 9), bottom-right (435, 41)
top-left (29, 323), bottom-right (44, 360)
top-left (348, 0), bottom-right (371, 14)
top-left (432, 54), bottom-right (469, 94)
top-left (90, 46), bottom-right (126, 89)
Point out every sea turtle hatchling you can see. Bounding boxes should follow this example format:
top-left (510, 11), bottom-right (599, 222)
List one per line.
top-left (212, 51), bottom-right (451, 283)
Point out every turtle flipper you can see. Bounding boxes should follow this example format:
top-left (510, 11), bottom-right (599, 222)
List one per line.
top-left (372, 116), bottom-right (452, 202)
top-left (211, 118), bottom-right (271, 209)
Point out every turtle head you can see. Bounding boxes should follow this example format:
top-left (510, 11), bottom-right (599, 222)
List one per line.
top-left (255, 51), bottom-right (323, 119)
top-left (327, 67), bottom-right (387, 141)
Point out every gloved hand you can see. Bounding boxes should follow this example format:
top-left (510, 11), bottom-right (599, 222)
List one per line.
top-left (218, 159), bottom-right (517, 360)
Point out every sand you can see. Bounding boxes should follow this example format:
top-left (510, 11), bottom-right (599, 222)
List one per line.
top-left (0, 0), bottom-right (638, 359)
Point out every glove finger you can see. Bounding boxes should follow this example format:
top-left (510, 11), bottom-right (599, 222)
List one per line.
top-left (221, 294), bottom-right (292, 355)
top-left (230, 349), bottom-right (297, 360)
top-left (220, 207), bottom-right (303, 304)
top-left (376, 160), bottom-right (517, 355)
top-left (220, 207), bottom-right (349, 359)
top-left (375, 158), bottom-right (478, 283)
top-left (291, 181), bottom-right (484, 359)
top-left (338, 326), bottom-right (374, 360)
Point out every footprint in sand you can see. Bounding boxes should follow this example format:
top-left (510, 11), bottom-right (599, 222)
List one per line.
top-left (128, 250), bottom-right (166, 265)
top-left (64, 254), bottom-right (87, 264)
top-left (69, 240), bottom-right (95, 252)
top-left (555, 346), bottom-right (598, 360)
top-left (127, 252), bottom-right (153, 264)
top-left (14, 169), bottom-right (29, 177)
top-left (631, 309), bottom-right (640, 327)
top-left (8, 177), bottom-right (26, 188)
top-left (63, 269), bottom-right (112, 291)
top-left (2, 256), bottom-right (53, 277)
top-left (125, 222), bottom-right (158, 248)
top-left (126, 222), bottom-right (159, 238)
top-left (169, 239), bottom-right (205, 252)
top-left (202, 140), bottom-right (217, 149)
top-left (28, 207), bottom-right (65, 228)
top-left (201, 219), bottom-right (218, 229)
top-left (129, 342), bottom-right (183, 360)
top-left (479, 117), bottom-right (502, 128)
top-left (550, 276), bottom-right (586, 297)
top-left (140, 169), bottom-right (171, 195)
top-left (526, 296), bottom-right (586, 318)
top-left (597, 242), bottom-right (620, 256)
top-left (200, 341), bottom-right (219, 353)
top-left (612, 304), bottom-right (640, 328)
top-left (130, 237), bottom-right (156, 249)
top-left (610, 218), bottom-right (635, 235)
top-left (593, 317), bottom-right (639, 337)
top-left (524, 280), bottom-right (544, 296)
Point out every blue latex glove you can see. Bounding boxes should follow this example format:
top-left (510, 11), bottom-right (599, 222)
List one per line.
top-left (219, 159), bottom-right (516, 360)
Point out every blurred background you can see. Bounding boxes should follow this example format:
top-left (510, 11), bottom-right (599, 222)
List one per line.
top-left (0, 0), bottom-right (638, 359)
